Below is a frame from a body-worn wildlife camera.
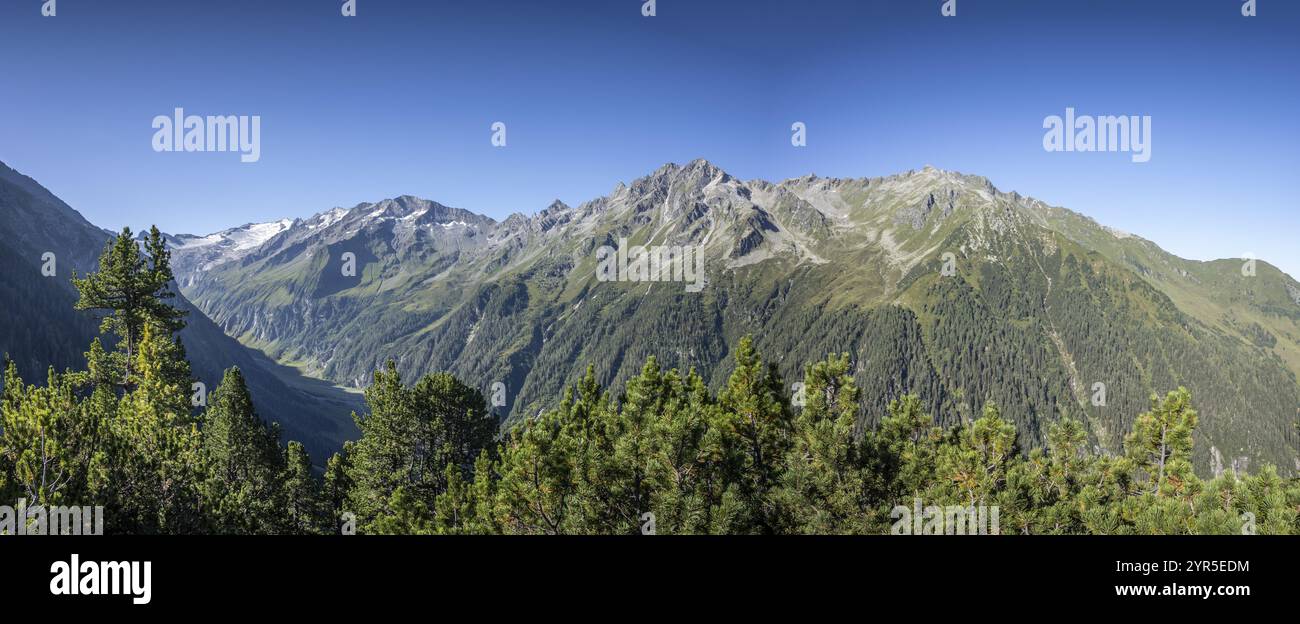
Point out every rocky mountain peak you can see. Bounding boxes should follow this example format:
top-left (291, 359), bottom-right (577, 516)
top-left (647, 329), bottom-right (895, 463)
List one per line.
top-left (542, 199), bottom-right (571, 215)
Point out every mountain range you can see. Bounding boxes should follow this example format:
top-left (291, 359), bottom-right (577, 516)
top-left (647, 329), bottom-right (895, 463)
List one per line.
top-left (2, 158), bottom-right (1298, 475)
top-left (168, 160), bottom-right (1300, 476)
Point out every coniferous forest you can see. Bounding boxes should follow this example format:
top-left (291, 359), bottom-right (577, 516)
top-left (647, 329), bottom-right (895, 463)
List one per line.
top-left (3, 228), bottom-right (1297, 536)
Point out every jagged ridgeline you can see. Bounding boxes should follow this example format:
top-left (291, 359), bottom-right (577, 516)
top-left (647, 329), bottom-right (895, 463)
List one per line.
top-left (170, 160), bottom-right (1300, 475)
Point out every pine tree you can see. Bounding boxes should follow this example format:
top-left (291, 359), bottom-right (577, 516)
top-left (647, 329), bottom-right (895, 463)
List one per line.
top-left (72, 227), bottom-right (186, 385)
top-left (370, 487), bottom-right (435, 535)
top-left (1125, 388), bottom-right (1199, 497)
top-left (282, 441), bottom-right (327, 535)
top-left (577, 357), bottom-right (663, 533)
top-left (1005, 418), bottom-right (1093, 534)
top-left (322, 441), bottom-right (354, 533)
top-left (645, 367), bottom-right (716, 534)
top-left (346, 362), bottom-right (497, 532)
top-left (878, 393), bottom-right (941, 499)
top-left (346, 362), bottom-right (419, 528)
top-left (715, 336), bottom-right (793, 533)
top-left (780, 353), bottom-right (874, 533)
top-left (0, 362), bottom-right (101, 508)
top-left (467, 450), bottom-right (501, 534)
top-left (99, 325), bottom-right (205, 534)
top-left (199, 367), bottom-right (284, 534)
top-left (495, 401), bottom-right (583, 534)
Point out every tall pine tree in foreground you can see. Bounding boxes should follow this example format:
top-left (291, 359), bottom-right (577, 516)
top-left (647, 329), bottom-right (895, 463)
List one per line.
top-left (200, 368), bottom-right (284, 534)
top-left (282, 441), bottom-right (328, 534)
top-left (72, 226), bottom-right (186, 385)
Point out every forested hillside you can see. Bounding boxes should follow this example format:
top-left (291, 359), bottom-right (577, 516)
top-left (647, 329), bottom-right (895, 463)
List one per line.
top-left (0, 240), bottom-right (99, 382)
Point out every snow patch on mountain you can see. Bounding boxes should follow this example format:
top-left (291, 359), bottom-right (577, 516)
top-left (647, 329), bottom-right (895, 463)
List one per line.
top-left (163, 218), bottom-right (294, 276)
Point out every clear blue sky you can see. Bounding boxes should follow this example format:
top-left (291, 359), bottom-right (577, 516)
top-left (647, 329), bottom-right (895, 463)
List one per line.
top-left (2, 0), bottom-right (1297, 275)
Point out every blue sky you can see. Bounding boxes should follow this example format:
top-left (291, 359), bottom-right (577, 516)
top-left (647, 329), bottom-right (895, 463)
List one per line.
top-left (2, 0), bottom-right (1297, 275)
